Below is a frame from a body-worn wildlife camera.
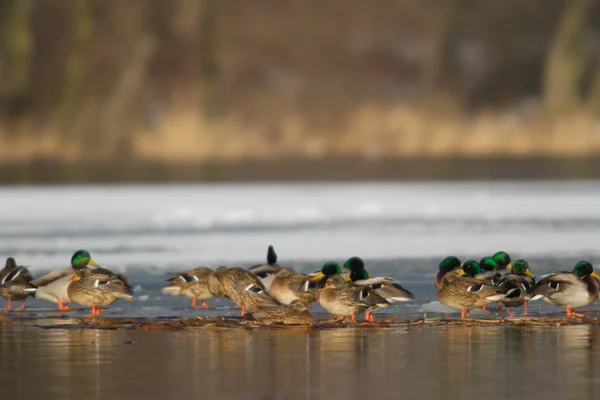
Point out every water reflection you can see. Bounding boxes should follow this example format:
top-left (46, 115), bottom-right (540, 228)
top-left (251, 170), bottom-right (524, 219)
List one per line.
top-left (1, 325), bottom-right (599, 399)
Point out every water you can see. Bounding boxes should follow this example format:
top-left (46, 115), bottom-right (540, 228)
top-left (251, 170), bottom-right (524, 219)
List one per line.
top-left (1, 323), bottom-right (599, 399)
top-left (2, 181), bottom-right (600, 399)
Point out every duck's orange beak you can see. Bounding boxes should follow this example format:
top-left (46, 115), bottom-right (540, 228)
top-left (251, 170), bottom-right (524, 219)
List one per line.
top-left (592, 271), bottom-right (600, 280)
top-left (69, 275), bottom-right (80, 282)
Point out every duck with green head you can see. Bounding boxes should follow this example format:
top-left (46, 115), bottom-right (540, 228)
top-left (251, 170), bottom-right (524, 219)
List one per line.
top-left (436, 256), bottom-right (462, 289)
top-left (492, 251), bottom-right (512, 271)
top-left (436, 260), bottom-right (508, 319)
top-left (343, 257), bottom-right (413, 321)
top-left (497, 260), bottom-right (536, 316)
top-left (307, 261), bottom-right (348, 290)
top-left (530, 261), bottom-right (600, 317)
top-left (0, 257), bottom-right (34, 311)
top-left (28, 249), bottom-right (100, 311)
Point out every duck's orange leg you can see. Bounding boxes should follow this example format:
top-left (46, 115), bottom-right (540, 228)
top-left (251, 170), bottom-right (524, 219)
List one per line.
top-left (85, 305), bottom-right (97, 317)
top-left (505, 307), bottom-right (515, 317)
top-left (191, 295), bottom-right (209, 309)
top-left (351, 314), bottom-right (356, 322)
top-left (523, 301), bottom-right (528, 316)
top-left (240, 304), bottom-right (245, 317)
top-left (481, 305), bottom-right (487, 311)
top-left (0, 299), bottom-right (12, 311)
top-left (14, 300), bottom-right (26, 311)
top-left (94, 307), bottom-right (103, 317)
top-left (567, 307), bottom-right (585, 318)
top-left (364, 311), bottom-right (371, 322)
top-left (57, 301), bottom-right (70, 311)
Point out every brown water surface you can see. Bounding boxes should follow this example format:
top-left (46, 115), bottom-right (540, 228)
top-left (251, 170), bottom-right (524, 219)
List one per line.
top-left (1, 324), bottom-right (600, 399)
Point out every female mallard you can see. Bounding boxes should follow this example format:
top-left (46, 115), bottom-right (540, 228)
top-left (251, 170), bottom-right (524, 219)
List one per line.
top-left (530, 261), bottom-right (600, 317)
top-left (29, 249), bottom-right (100, 311)
top-left (208, 266), bottom-right (280, 316)
top-left (319, 274), bottom-right (389, 322)
top-left (0, 257), bottom-right (34, 311)
top-left (247, 245), bottom-right (281, 291)
top-left (436, 256), bottom-right (462, 289)
top-left (497, 259), bottom-right (535, 316)
top-left (436, 261), bottom-right (508, 319)
top-left (251, 300), bottom-right (313, 325)
top-left (269, 267), bottom-right (317, 305)
top-left (162, 267), bottom-right (213, 308)
top-left (67, 268), bottom-right (133, 317)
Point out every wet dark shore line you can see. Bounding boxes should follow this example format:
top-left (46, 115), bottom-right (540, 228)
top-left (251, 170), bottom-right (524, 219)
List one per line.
top-left (2, 156), bottom-right (600, 184)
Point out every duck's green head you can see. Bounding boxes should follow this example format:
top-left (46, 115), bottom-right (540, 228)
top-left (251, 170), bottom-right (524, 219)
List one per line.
top-left (343, 257), bottom-right (365, 271)
top-left (572, 261), bottom-right (600, 279)
top-left (309, 261), bottom-right (342, 282)
top-left (439, 256), bottom-right (462, 272)
top-left (71, 250), bottom-right (100, 269)
top-left (492, 251), bottom-right (512, 270)
top-left (5, 257), bottom-right (17, 269)
top-left (511, 260), bottom-right (535, 278)
top-left (479, 257), bottom-right (499, 271)
top-left (460, 260), bottom-right (482, 277)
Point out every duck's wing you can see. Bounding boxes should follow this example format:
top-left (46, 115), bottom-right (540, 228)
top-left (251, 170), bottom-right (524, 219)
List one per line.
top-left (31, 267), bottom-right (74, 287)
top-left (1, 267), bottom-right (33, 285)
top-left (530, 271), bottom-right (583, 299)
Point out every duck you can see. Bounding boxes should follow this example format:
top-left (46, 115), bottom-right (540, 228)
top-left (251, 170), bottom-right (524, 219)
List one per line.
top-left (492, 251), bottom-right (512, 271)
top-left (67, 267), bottom-right (133, 317)
top-left (343, 256), bottom-right (413, 320)
top-left (529, 261), bottom-right (600, 317)
top-left (207, 266), bottom-right (280, 316)
top-left (436, 256), bottom-right (462, 289)
top-left (162, 266), bottom-right (214, 308)
top-left (436, 260), bottom-right (508, 319)
top-left (319, 274), bottom-right (389, 322)
top-left (307, 261), bottom-right (350, 290)
top-left (29, 249), bottom-right (100, 311)
top-left (0, 257), bottom-right (34, 311)
top-left (247, 245), bottom-right (281, 291)
top-left (497, 259), bottom-right (536, 316)
top-left (269, 267), bottom-right (317, 306)
top-left (251, 299), bottom-right (313, 325)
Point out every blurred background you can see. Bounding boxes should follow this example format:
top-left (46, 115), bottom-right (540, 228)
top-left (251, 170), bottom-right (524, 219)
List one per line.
top-left (1, 0), bottom-right (600, 183)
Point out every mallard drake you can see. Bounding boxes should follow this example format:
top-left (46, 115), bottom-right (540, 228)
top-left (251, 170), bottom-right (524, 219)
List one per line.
top-left (492, 251), bottom-right (512, 271)
top-left (343, 257), bottom-right (412, 321)
top-left (436, 261), bottom-right (508, 319)
top-left (436, 256), bottom-right (462, 289)
top-left (207, 266), bottom-right (280, 316)
top-left (0, 257), bottom-right (34, 311)
top-left (530, 261), bottom-right (600, 317)
top-left (497, 259), bottom-right (535, 316)
top-left (319, 274), bottom-right (389, 322)
top-left (247, 245), bottom-right (281, 291)
top-left (162, 267), bottom-right (213, 308)
top-left (308, 261), bottom-right (349, 289)
top-left (269, 267), bottom-right (317, 305)
top-left (29, 249), bottom-right (100, 311)
top-left (251, 299), bottom-right (313, 325)
top-left (67, 267), bottom-right (133, 317)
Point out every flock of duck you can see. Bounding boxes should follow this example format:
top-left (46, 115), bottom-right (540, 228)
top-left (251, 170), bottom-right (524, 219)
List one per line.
top-left (1, 246), bottom-right (599, 324)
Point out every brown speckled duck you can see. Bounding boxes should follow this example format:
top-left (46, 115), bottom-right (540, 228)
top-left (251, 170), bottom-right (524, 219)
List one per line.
top-left (68, 267), bottom-right (133, 317)
top-left (0, 257), bottom-right (34, 311)
top-left (163, 266), bottom-right (214, 308)
top-left (251, 300), bottom-right (313, 325)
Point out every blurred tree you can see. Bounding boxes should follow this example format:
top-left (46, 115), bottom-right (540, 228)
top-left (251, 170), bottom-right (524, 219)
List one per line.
top-left (0, 0), bottom-right (32, 121)
top-left (543, 0), bottom-right (593, 113)
top-left (54, 0), bottom-right (92, 138)
top-left (199, 0), bottom-right (220, 118)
